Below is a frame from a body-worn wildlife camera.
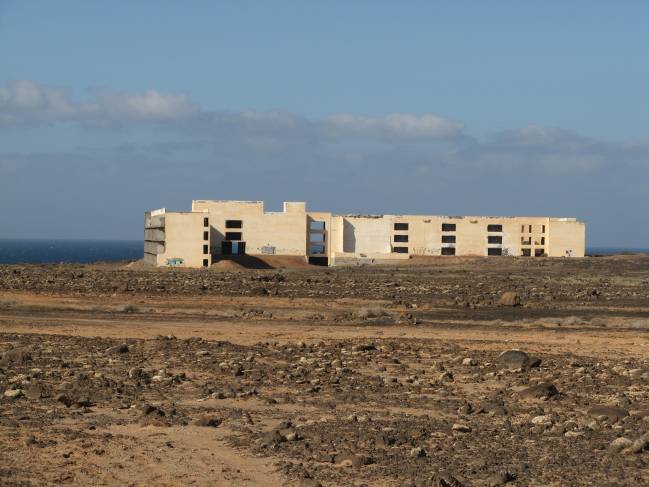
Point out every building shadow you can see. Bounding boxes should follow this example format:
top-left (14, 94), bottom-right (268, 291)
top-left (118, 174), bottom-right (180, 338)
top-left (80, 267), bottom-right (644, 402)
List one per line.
top-left (213, 255), bottom-right (275, 269)
top-left (343, 218), bottom-right (356, 253)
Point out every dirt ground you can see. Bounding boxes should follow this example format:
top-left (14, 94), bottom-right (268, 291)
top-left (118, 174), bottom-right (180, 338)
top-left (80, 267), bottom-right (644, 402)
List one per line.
top-left (1, 255), bottom-right (649, 486)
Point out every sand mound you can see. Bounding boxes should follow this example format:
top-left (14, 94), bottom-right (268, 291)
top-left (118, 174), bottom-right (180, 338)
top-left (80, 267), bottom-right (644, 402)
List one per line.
top-left (210, 259), bottom-right (247, 271)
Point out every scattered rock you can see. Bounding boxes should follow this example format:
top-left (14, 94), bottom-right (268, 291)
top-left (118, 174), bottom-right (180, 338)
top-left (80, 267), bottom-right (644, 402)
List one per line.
top-left (587, 405), bottom-right (629, 422)
top-left (519, 382), bottom-right (559, 400)
top-left (410, 447), bottom-right (427, 457)
top-left (193, 415), bottom-right (221, 427)
top-left (106, 343), bottom-right (129, 354)
top-left (452, 423), bottom-right (472, 433)
top-left (498, 291), bottom-right (521, 307)
top-left (3, 389), bottom-right (24, 399)
top-left (499, 350), bottom-right (541, 370)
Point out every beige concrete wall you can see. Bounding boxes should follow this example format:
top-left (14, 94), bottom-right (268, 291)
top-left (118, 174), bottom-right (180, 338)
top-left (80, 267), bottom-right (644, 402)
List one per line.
top-left (328, 214), bottom-right (579, 258)
top-left (192, 200), bottom-right (307, 256)
top-left (144, 209), bottom-right (209, 268)
top-left (146, 200), bottom-right (585, 266)
top-left (341, 216), bottom-right (392, 254)
top-left (157, 212), bottom-right (209, 267)
top-left (548, 219), bottom-right (586, 257)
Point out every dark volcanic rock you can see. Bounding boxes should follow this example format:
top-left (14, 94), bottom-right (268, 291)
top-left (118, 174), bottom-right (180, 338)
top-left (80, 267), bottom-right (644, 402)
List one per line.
top-left (499, 350), bottom-right (541, 369)
top-left (519, 382), bottom-right (559, 400)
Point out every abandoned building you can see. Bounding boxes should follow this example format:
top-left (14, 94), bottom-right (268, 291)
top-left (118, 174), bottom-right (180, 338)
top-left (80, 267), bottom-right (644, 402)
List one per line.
top-left (144, 200), bottom-right (586, 267)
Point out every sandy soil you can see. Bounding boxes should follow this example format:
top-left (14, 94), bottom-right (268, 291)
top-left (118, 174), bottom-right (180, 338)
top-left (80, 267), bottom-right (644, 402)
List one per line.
top-left (1, 256), bottom-right (649, 486)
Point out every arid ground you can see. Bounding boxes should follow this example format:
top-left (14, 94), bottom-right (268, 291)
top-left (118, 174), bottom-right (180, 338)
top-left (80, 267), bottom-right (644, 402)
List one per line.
top-left (1, 255), bottom-right (649, 486)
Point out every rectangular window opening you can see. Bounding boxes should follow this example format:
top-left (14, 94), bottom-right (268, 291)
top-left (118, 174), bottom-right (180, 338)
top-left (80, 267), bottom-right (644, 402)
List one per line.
top-left (521, 237), bottom-right (531, 245)
top-left (542, 224), bottom-right (546, 233)
top-left (203, 217), bottom-right (209, 227)
top-left (488, 236), bottom-right (503, 244)
top-left (309, 221), bottom-right (325, 231)
top-left (442, 223), bottom-right (456, 232)
top-left (202, 259), bottom-right (209, 267)
top-left (203, 231), bottom-right (209, 241)
top-left (225, 232), bottom-right (242, 241)
top-left (394, 222), bottom-right (409, 231)
top-left (441, 235), bottom-right (456, 243)
top-left (487, 224), bottom-right (503, 232)
top-left (488, 247), bottom-right (503, 256)
top-left (393, 246), bottom-right (409, 253)
top-left (541, 237), bottom-right (545, 245)
top-left (394, 234), bottom-right (409, 243)
top-left (441, 247), bottom-right (456, 256)
top-left (535, 248), bottom-right (545, 257)
top-left (521, 248), bottom-right (531, 257)
top-left (203, 244), bottom-right (208, 254)
top-left (225, 220), bottom-right (242, 229)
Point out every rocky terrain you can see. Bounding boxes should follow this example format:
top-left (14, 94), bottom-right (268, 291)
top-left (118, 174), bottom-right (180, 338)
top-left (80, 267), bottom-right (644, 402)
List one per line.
top-left (1, 255), bottom-right (649, 486)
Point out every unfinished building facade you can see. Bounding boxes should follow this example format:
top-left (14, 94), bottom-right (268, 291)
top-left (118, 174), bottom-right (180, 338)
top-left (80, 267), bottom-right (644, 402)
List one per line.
top-left (144, 200), bottom-right (585, 267)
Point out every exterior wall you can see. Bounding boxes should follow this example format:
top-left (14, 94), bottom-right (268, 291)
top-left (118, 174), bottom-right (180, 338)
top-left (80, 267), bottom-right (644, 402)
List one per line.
top-left (328, 215), bottom-right (571, 258)
top-left (145, 200), bottom-right (586, 267)
top-left (144, 209), bottom-right (209, 267)
top-left (341, 216), bottom-right (392, 254)
top-left (191, 200), bottom-right (308, 257)
top-left (548, 219), bottom-right (586, 257)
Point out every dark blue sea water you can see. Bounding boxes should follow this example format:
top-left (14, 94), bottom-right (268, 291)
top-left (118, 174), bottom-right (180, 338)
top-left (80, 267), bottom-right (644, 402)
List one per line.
top-left (0, 239), bottom-right (143, 264)
top-left (0, 239), bottom-right (646, 264)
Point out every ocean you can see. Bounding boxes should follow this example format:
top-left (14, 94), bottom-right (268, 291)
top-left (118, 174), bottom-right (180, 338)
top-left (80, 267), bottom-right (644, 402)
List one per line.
top-left (0, 239), bottom-right (143, 264)
top-left (0, 239), bottom-right (645, 265)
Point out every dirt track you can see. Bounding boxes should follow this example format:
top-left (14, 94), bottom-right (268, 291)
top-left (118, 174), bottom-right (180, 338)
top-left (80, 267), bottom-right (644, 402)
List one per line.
top-left (1, 256), bottom-right (649, 486)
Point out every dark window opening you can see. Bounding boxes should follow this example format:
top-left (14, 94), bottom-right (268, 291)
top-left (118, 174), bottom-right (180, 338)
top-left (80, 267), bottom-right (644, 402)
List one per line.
top-left (542, 225), bottom-right (546, 233)
top-left (393, 246), bottom-right (409, 253)
top-left (541, 237), bottom-right (545, 245)
top-left (529, 225), bottom-right (532, 233)
top-left (441, 247), bottom-right (456, 256)
top-left (488, 236), bottom-right (503, 244)
top-left (521, 224), bottom-right (525, 233)
top-left (310, 244), bottom-right (325, 254)
top-left (202, 259), bottom-right (209, 267)
top-left (521, 248), bottom-right (531, 257)
top-left (535, 248), bottom-right (545, 257)
top-left (308, 256), bottom-right (328, 266)
top-left (487, 224), bottom-right (503, 232)
top-left (488, 247), bottom-right (503, 256)
top-left (203, 245), bottom-right (208, 254)
top-left (225, 220), bottom-right (242, 229)
top-left (394, 234), bottom-right (409, 242)
top-left (310, 233), bottom-right (325, 242)
top-left (394, 223), bottom-right (409, 231)
top-left (221, 241), bottom-right (245, 255)
top-left (441, 235), bottom-right (456, 243)
top-left (203, 231), bottom-right (209, 241)
top-left (309, 221), bottom-right (325, 231)
top-left (225, 232), bottom-right (242, 241)
top-left (442, 223), bottom-right (456, 232)
top-left (203, 217), bottom-right (209, 227)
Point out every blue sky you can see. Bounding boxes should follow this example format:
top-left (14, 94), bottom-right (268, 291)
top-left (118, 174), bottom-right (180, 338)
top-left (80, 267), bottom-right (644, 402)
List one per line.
top-left (1, 1), bottom-right (648, 246)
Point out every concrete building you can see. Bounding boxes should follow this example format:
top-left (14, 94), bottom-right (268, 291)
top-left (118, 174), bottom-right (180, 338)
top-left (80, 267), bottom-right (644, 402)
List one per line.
top-left (144, 200), bottom-right (585, 267)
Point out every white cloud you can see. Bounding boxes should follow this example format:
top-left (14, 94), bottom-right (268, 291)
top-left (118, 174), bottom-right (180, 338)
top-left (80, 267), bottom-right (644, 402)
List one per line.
top-left (323, 113), bottom-right (464, 139)
top-left (0, 80), bottom-right (199, 126)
